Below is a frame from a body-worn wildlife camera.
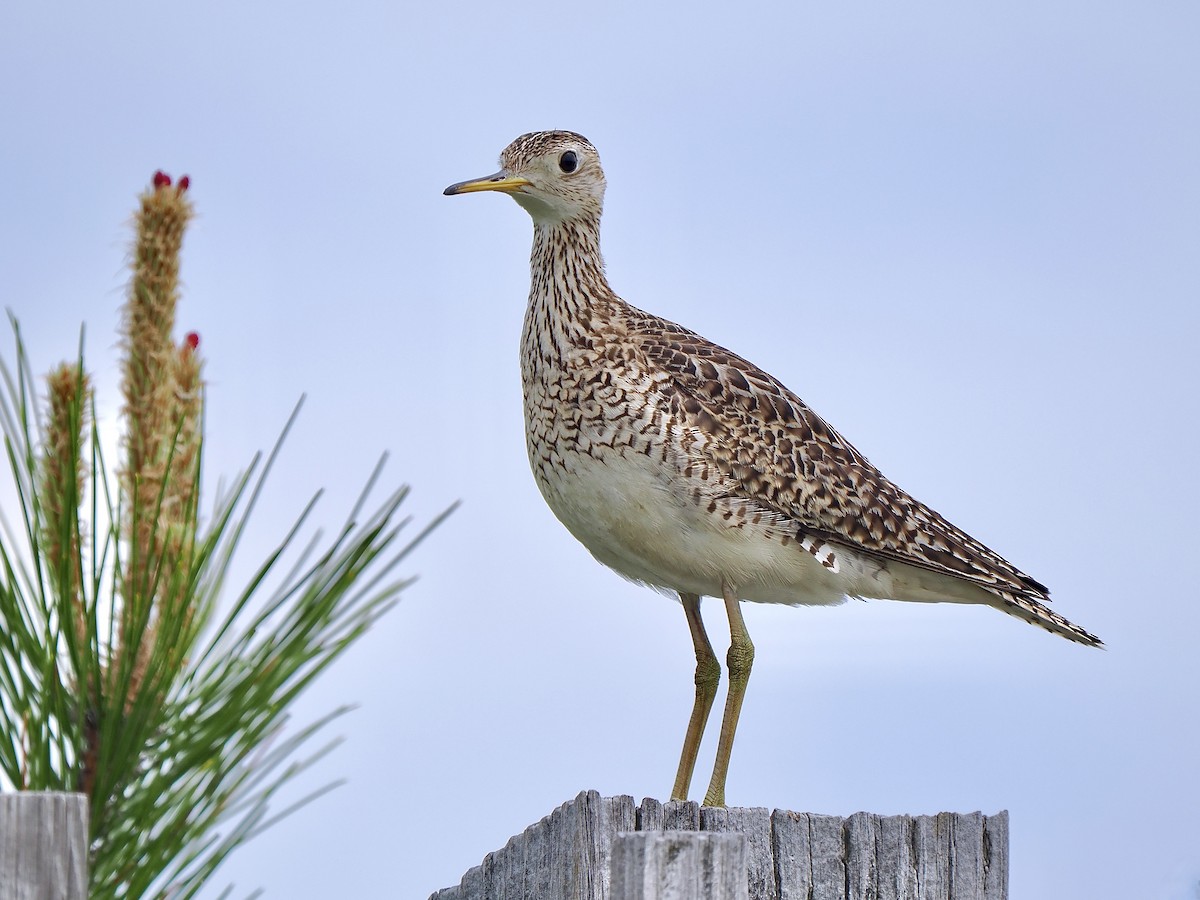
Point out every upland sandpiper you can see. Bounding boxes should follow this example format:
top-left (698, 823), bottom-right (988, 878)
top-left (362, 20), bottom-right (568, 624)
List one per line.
top-left (445, 131), bottom-right (1102, 808)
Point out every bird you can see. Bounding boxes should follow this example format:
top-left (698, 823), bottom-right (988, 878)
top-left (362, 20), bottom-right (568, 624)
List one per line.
top-left (444, 130), bottom-right (1102, 808)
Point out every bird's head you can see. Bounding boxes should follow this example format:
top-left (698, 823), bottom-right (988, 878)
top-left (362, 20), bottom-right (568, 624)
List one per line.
top-left (444, 131), bottom-right (605, 225)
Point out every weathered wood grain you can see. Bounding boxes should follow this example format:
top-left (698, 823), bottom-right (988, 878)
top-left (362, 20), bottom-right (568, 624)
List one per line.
top-left (875, 812), bottom-right (917, 900)
top-left (770, 811), bottom-right (813, 900)
top-left (700, 806), bottom-right (775, 900)
top-left (0, 792), bottom-right (89, 900)
top-left (611, 832), bottom-right (748, 900)
top-left (982, 810), bottom-right (1008, 900)
top-left (429, 791), bottom-right (1008, 900)
top-left (844, 812), bottom-right (877, 900)
top-left (637, 797), bottom-right (701, 833)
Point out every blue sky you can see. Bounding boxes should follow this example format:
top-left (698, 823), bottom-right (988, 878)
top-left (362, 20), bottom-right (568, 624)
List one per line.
top-left (2, 2), bottom-right (1198, 897)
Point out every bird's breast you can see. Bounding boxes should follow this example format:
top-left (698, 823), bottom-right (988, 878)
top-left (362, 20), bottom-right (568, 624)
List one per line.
top-left (518, 348), bottom-right (861, 606)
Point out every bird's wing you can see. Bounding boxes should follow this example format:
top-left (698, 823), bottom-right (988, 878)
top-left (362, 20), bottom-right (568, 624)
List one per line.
top-left (628, 307), bottom-right (1050, 601)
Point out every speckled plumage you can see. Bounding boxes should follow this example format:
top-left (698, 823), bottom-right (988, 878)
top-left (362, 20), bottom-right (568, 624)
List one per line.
top-left (446, 130), bottom-right (1101, 803)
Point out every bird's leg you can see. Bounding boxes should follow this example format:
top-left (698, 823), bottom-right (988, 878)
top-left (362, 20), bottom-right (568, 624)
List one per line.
top-left (670, 592), bottom-right (721, 802)
top-left (702, 579), bottom-right (754, 808)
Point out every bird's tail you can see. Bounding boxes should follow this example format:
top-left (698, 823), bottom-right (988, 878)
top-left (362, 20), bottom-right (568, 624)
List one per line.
top-left (993, 592), bottom-right (1103, 647)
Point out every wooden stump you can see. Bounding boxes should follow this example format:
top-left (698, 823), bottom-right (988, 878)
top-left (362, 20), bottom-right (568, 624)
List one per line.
top-left (0, 792), bottom-right (89, 900)
top-left (428, 790), bottom-right (1007, 900)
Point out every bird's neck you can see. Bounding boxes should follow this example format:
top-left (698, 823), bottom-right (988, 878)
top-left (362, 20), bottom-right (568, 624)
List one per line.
top-left (523, 217), bottom-right (615, 364)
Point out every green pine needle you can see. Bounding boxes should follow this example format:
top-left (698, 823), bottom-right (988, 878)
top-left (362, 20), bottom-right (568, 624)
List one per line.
top-left (0, 319), bottom-right (452, 897)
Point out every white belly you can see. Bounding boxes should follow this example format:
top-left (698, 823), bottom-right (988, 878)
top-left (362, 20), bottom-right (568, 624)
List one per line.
top-left (530, 440), bottom-right (894, 606)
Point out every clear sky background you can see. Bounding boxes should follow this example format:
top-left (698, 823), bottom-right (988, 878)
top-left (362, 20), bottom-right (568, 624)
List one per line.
top-left (2, 2), bottom-right (1198, 898)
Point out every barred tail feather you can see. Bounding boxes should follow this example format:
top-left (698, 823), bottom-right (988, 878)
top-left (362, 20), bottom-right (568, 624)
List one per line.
top-left (994, 592), bottom-right (1103, 648)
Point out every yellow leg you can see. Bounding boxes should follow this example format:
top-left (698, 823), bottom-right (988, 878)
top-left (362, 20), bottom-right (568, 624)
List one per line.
top-left (670, 592), bottom-right (721, 801)
top-left (702, 580), bottom-right (754, 808)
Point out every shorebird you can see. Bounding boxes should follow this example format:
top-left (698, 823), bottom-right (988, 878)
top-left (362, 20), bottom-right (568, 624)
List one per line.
top-left (444, 131), bottom-right (1102, 808)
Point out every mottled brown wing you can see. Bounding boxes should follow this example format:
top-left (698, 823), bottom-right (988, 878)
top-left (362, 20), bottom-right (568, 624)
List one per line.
top-left (628, 306), bottom-right (1050, 601)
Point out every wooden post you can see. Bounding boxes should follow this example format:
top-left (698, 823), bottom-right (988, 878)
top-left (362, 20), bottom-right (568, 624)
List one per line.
top-left (0, 792), bottom-right (89, 900)
top-left (611, 831), bottom-right (748, 900)
top-left (429, 791), bottom-right (1008, 900)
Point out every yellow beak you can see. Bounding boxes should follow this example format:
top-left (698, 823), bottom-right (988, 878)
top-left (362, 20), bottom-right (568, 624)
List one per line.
top-left (443, 171), bottom-right (531, 196)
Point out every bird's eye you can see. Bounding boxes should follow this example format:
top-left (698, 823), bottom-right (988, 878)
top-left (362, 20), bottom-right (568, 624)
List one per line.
top-left (559, 150), bottom-right (578, 174)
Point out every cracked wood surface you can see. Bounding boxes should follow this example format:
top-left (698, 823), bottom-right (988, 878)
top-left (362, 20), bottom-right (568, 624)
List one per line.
top-left (429, 790), bottom-right (1007, 900)
top-left (0, 793), bottom-right (89, 900)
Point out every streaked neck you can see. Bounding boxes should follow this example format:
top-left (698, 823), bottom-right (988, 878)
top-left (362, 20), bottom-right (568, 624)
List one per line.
top-left (524, 217), bottom-right (613, 362)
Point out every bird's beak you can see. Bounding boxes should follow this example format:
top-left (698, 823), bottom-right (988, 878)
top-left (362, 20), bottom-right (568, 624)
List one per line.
top-left (443, 171), bottom-right (531, 196)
